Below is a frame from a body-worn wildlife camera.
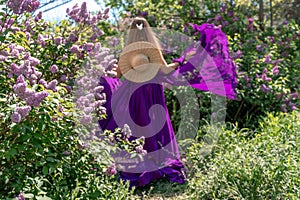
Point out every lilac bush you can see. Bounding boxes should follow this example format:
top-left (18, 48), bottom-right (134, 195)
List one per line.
top-left (0, 0), bottom-right (134, 198)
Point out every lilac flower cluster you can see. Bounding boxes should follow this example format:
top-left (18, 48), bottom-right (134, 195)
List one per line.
top-left (0, 15), bottom-right (15, 33)
top-left (74, 42), bottom-right (117, 127)
top-left (7, 0), bottom-right (40, 14)
top-left (10, 106), bottom-right (32, 123)
top-left (13, 75), bottom-right (49, 109)
top-left (135, 145), bottom-right (147, 156)
top-left (104, 163), bottom-right (117, 175)
top-left (66, 2), bottom-right (108, 42)
top-left (281, 92), bottom-right (298, 112)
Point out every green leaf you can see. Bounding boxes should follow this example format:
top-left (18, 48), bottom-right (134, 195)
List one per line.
top-left (23, 193), bottom-right (35, 198)
top-left (36, 196), bottom-right (52, 200)
top-left (42, 166), bottom-right (49, 175)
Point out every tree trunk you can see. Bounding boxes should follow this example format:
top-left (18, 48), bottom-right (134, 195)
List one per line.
top-left (259, 0), bottom-right (264, 30)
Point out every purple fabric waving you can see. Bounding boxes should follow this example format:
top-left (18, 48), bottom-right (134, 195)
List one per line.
top-left (172, 23), bottom-right (237, 99)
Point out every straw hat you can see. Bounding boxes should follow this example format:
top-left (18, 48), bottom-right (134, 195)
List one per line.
top-left (118, 41), bottom-right (169, 83)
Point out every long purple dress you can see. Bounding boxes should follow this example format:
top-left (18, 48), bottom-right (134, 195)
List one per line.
top-left (98, 23), bottom-right (237, 188)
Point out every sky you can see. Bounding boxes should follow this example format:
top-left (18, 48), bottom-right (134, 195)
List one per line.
top-left (36, 0), bottom-right (106, 22)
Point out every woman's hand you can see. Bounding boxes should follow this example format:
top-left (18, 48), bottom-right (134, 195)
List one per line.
top-left (112, 65), bottom-right (122, 78)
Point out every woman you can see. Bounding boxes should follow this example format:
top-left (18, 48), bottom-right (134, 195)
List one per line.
top-left (99, 17), bottom-right (237, 188)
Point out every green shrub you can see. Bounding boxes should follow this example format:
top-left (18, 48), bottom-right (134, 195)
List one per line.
top-left (186, 111), bottom-right (300, 199)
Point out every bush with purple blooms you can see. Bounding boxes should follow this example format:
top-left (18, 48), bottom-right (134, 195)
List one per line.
top-left (0, 0), bottom-right (137, 198)
top-left (107, 0), bottom-right (299, 128)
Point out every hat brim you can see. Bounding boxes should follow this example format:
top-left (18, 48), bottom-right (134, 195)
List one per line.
top-left (123, 63), bottom-right (160, 83)
top-left (118, 41), bottom-right (167, 82)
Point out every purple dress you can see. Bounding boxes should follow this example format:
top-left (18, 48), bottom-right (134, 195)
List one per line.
top-left (98, 23), bottom-right (237, 188)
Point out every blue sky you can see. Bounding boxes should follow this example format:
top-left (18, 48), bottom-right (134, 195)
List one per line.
top-left (36, 0), bottom-right (105, 21)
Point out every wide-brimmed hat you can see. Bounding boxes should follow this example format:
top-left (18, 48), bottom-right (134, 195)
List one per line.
top-left (118, 41), bottom-right (169, 82)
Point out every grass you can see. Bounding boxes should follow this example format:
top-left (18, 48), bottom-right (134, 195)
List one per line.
top-left (128, 111), bottom-right (300, 200)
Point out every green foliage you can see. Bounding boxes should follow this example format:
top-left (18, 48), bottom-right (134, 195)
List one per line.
top-left (186, 111), bottom-right (300, 199)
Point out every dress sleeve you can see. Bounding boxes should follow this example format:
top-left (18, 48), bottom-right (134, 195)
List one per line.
top-left (163, 23), bottom-right (237, 100)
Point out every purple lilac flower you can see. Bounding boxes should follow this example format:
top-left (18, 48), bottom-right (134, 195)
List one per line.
top-left (70, 45), bottom-right (80, 53)
top-left (123, 124), bottom-right (132, 138)
top-left (83, 43), bottom-right (94, 51)
top-left (94, 86), bottom-right (104, 93)
top-left (228, 10), bottom-right (234, 17)
top-left (190, 9), bottom-right (194, 18)
top-left (29, 57), bottom-right (40, 66)
top-left (234, 50), bottom-right (242, 59)
top-left (34, 11), bottom-right (42, 22)
top-left (140, 11), bottom-right (148, 17)
top-left (135, 145), bottom-right (147, 155)
top-left (262, 74), bottom-right (272, 82)
top-left (68, 33), bottom-right (78, 42)
top-left (256, 45), bottom-right (263, 52)
top-left (291, 92), bottom-right (298, 99)
top-left (26, 91), bottom-right (49, 107)
top-left (54, 36), bottom-right (63, 45)
top-left (105, 164), bottom-right (117, 175)
top-left (179, 1), bottom-right (185, 6)
top-left (261, 84), bottom-right (271, 93)
top-left (14, 83), bottom-right (27, 97)
top-left (17, 193), bottom-right (25, 200)
top-left (7, 0), bottom-right (40, 14)
top-left (222, 21), bottom-right (229, 27)
top-left (281, 104), bottom-right (287, 112)
top-left (80, 114), bottom-right (92, 124)
top-left (50, 65), bottom-right (59, 73)
top-left (215, 14), bottom-right (222, 22)
top-left (264, 55), bottom-right (271, 64)
top-left (272, 66), bottom-right (279, 75)
top-left (16, 106), bottom-right (31, 118)
top-left (38, 79), bottom-right (47, 87)
top-left (37, 34), bottom-right (46, 46)
top-left (47, 79), bottom-right (58, 91)
top-left (11, 112), bottom-right (21, 123)
top-left (233, 16), bottom-right (238, 22)
top-left (83, 107), bottom-right (94, 114)
top-left (60, 75), bottom-right (68, 82)
top-left (63, 151), bottom-right (71, 156)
